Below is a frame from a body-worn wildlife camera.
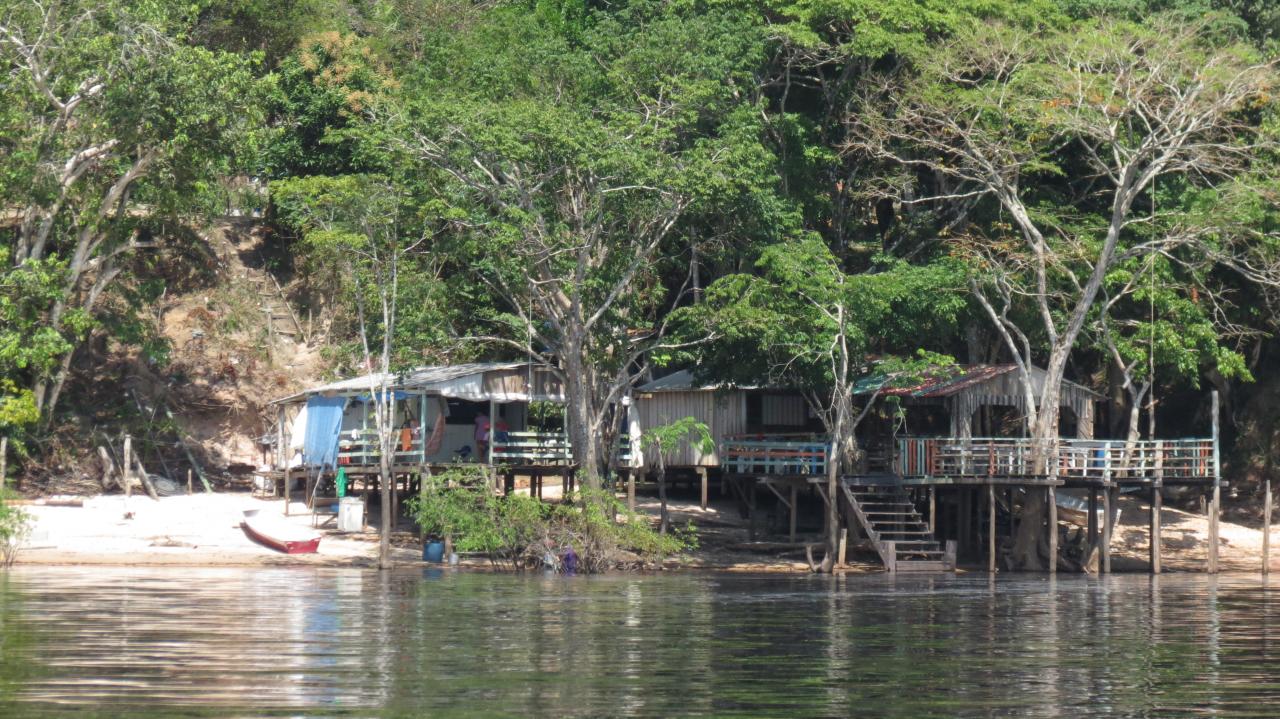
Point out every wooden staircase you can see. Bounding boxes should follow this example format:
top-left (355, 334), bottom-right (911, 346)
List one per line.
top-left (842, 484), bottom-right (955, 573)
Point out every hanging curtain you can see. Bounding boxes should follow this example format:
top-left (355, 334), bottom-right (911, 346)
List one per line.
top-left (302, 396), bottom-right (348, 468)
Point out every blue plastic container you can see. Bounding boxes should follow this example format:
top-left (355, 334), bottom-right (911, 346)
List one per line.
top-left (423, 540), bottom-right (446, 563)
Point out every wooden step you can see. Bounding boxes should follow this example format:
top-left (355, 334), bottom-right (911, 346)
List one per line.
top-left (893, 561), bottom-right (951, 572)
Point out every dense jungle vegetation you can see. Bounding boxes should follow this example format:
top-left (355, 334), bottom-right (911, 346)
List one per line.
top-left (4, 0), bottom-right (1280, 562)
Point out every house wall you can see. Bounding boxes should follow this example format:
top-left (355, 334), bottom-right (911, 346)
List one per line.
top-left (634, 390), bottom-right (748, 468)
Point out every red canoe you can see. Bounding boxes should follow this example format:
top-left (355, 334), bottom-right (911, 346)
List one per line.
top-left (241, 510), bottom-right (321, 554)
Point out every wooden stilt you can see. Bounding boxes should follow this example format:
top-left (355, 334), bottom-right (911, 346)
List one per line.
top-left (1208, 485), bottom-right (1220, 574)
top-left (789, 484), bottom-right (798, 542)
top-left (1047, 485), bottom-right (1058, 574)
top-left (1087, 489), bottom-right (1098, 546)
top-left (283, 467), bottom-right (291, 515)
top-left (928, 486), bottom-right (936, 535)
top-left (391, 472), bottom-right (399, 532)
top-left (988, 483), bottom-right (996, 573)
top-left (1101, 485), bottom-right (1112, 574)
top-left (187, 468), bottom-right (193, 496)
top-left (698, 468), bottom-right (708, 511)
top-left (1209, 390), bottom-right (1221, 575)
top-left (1150, 485), bottom-right (1162, 574)
top-left (0, 436), bottom-right (7, 494)
top-left (627, 471), bottom-right (636, 513)
top-left (1264, 479), bottom-right (1272, 576)
top-left (837, 527), bottom-right (848, 569)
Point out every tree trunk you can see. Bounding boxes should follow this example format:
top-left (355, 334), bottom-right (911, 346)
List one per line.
top-left (561, 343), bottom-right (603, 490)
top-left (379, 433), bottom-right (393, 569)
top-left (1006, 348), bottom-right (1069, 570)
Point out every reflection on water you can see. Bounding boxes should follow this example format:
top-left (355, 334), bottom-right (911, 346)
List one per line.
top-left (0, 567), bottom-right (1277, 717)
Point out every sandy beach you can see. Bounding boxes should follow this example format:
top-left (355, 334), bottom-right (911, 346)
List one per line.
top-left (13, 493), bottom-right (423, 567)
top-left (9, 488), bottom-right (1276, 574)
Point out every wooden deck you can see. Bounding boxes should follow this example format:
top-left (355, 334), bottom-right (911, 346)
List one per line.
top-left (720, 435), bottom-right (1218, 487)
top-left (893, 437), bottom-right (1216, 486)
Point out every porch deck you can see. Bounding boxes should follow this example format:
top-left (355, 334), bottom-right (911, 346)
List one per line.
top-left (720, 435), bottom-right (1217, 487)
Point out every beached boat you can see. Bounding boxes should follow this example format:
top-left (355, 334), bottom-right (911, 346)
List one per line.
top-left (241, 509), bottom-right (321, 554)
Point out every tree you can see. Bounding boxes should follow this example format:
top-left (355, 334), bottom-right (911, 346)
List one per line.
top-left (687, 236), bottom-right (964, 570)
top-left (395, 7), bottom-right (777, 487)
top-left (1, 0), bottom-right (261, 424)
top-left (273, 174), bottom-right (433, 568)
top-left (848, 16), bottom-right (1278, 569)
top-left (640, 417), bottom-right (714, 537)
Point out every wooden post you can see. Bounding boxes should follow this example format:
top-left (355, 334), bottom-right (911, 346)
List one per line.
top-left (1087, 489), bottom-right (1098, 547)
top-left (789, 484), bottom-right (798, 542)
top-left (283, 467), bottom-right (291, 515)
top-left (837, 527), bottom-right (848, 569)
top-left (0, 436), bottom-right (7, 493)
top-left (1150, 485), bottom-right (1162, 574)
top-left (187, 468), bottom-right (193, 495)
top-left (1101, 485), bottom-right (1112, 574)
top-left (122, 435), bottom-right (133, 499)
top-left (487, 399), bottom-right (496, 466)
top-left (1264, 479), bottom-right (1272, 576)
top-left (931, 483), bottom-right (942, 534)
top-left (276, 406), bottom-right (286, 470)
top-left (627, 471), bottom-right (635, 513)
top-left (1047, 485), bottom-right (1057, 574)
top-left (1209, 390), bottom-right (1221, 575)
top-left (988, 483), bottom-right (996, 573)
top-left (698, 467), bottom-right (708, 511)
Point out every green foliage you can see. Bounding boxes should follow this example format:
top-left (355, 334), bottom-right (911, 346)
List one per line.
top-left (641, 417), bottom-right (715, 457)
top-left (406, 468), bottom-right (692, 571)
top-left (0, 490), bottom-right (32, 568)
top-left (684, 236), bottom-right (965, 393)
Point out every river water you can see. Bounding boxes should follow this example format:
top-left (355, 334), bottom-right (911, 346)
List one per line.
top-left (0, 567), bottom-right (1277, 718)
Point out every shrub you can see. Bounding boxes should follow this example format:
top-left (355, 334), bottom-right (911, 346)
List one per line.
top-left (0, 489), bottom-right (31, 567)
top-left (406, 468), bottom-right (693, 572)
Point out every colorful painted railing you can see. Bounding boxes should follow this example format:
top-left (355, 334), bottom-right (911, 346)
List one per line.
top-left (894, 437), bottom-right (1215, 482)
top-left (721, 437), bottom-right (830, 475)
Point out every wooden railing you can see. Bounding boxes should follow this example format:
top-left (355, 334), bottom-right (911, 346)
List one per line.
top-left (894, 437), bottom-right (1215, 482)
top-left (336, 429), bottom-right (426, 466)
top-left (721, 437), bottom-right (829, 475)
top-left (491, 431), bottom-right (574, 465)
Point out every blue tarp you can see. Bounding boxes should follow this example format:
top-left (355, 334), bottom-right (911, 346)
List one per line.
top-left (303, 396), bottom-right (348, 468)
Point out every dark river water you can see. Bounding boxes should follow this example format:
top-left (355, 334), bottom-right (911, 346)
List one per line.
top-left (0, 567), bottom-right (1277, 718)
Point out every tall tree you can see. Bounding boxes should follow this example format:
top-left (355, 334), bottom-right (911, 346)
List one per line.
top-left (273, 174), bottom-right (434, 568)
top-left (0, 0), bottom-right (261, 423)
top-left (849, 16), bottom-right (1278, 568)
top-left (395, 7), bottom-right (778, 485)
top-left (687, 237), bottom-right (964, 570)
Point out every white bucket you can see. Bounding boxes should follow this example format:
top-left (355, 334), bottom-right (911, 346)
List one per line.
top-left (337, 497), bottom-right (364, 533)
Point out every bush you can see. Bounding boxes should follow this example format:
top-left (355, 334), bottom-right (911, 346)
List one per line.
top-left (0, 489), bottom-right (31, 567)
top-left (406, 467), bottom-right (693, 572)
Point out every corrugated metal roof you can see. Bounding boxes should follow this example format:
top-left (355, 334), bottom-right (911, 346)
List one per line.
top-left (855, 364), bottom-right (1101, 399)
top-left (636, 370), bottom-right (759, 393)
top-left (272, 361), bottom-right (533, 404)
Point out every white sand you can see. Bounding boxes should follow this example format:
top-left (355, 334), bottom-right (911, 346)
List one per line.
top-left (14, 493), bottom-right (421, 566)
